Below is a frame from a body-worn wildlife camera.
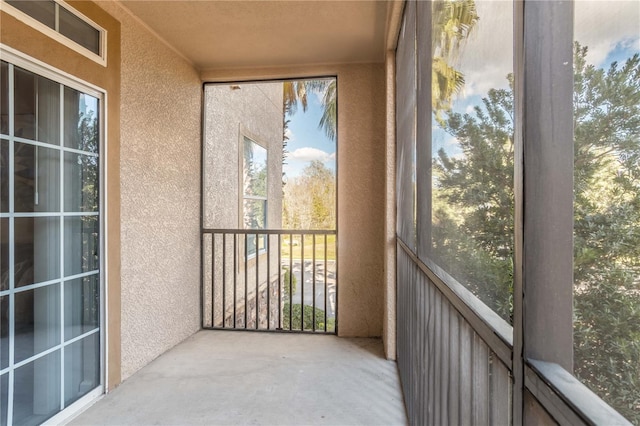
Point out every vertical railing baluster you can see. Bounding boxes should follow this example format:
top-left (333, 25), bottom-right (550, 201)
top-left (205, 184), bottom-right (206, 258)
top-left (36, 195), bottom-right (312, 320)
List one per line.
top-left (201, 229), bottom-right (336, 333)
top-left (334, 231), bottom-right (338, 335)
top-left (324, 233), bottom-right (328, 332)
top-left (233, 233), bottom-right (237, 328)
top-left (267, 234), bottom-right (271, 330)
top-left (312, 234), bottom-right (316, 332)
top-left (289, 232), bottom-right (293, 331)
top-left (277, 233), bottom-right (281, 330)
top-left (211, 233), bottom-right (215, 328)
top-left (222, 233), bottom-right (226, 328)
top-left (301, 233), bottom-right (305, 331)
top-left (244, 233), bottom-right (248, 329)
top-left (255, 232), bottom-right (259, 330)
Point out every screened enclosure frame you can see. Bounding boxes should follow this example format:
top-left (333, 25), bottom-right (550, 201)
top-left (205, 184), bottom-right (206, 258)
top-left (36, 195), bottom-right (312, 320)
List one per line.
top-left (395, 1), bottom-right (634, 424)
top-left (200, 76), bottom-right (340, 334)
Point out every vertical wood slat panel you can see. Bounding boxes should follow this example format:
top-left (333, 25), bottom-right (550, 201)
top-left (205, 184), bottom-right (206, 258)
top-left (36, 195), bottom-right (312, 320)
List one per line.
top-left (397, 250), bottom-right (409, 418)
top-left (459, 320), bottom-right (472, 426)
top-left (441, 297), bottom-right (450, 425)
top-left (434, 287), bottom-right (442, 425)
top-left (419, 270), bottom-right (427, 425)
top-left (396, 247), bottom-right (512, 426)
top-left (408, 260), bottom-right (413, 420)
top-left (427, 280), bottom-right (435, 425)
top-left (449, 312), bottom-right (460, 426)
top-left (473, 334), bottom-right (490, 425)
top-left (410, 262), bottom-right (417, 424)
top-left (491, 356), bottom-right (512, 425)
top-left (408, 265), bottom-right (413, 423)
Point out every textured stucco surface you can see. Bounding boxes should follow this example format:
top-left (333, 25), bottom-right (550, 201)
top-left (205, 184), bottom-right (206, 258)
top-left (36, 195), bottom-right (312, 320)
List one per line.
top-left (97, 2), bottom-right (202, 381)
top-left (336, 65), bottom-right (386, 337)
top-left (202, 65), bottom-right (387, 337)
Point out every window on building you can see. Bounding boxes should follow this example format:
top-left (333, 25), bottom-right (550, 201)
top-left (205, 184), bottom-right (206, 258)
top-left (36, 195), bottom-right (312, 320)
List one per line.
top-left (3, 0), bottom-right (105, 64)
top-left (243, 136), bottom-right (267, 256)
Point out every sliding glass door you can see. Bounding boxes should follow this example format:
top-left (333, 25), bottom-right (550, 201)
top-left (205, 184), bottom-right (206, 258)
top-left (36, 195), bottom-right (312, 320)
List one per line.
top-left (0, 59), bottom-right (102, 425)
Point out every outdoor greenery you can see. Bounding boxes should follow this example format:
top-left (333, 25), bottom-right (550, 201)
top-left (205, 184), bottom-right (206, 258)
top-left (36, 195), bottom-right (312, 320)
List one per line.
top-left (433, 43), bottom-right (639, 422)
top-left (572, 46), bottom-right (640, 422)
top-left (282, 80), bottom-right (336, 234)
top-left (281, 234), bottom-right (336, 261)
top-left (283, 160), bottom-right (336, 230)
top-left (283, 303), bottom-right (335, 332)
top-left (432, 75), bottom-right (515, 320)
top-left (283, 265), bottom-right (297, 299)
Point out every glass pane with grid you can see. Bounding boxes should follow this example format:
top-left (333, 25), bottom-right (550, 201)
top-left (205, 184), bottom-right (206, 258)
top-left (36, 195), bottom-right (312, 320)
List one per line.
top-left (0, 60), bottom-right (101, 425)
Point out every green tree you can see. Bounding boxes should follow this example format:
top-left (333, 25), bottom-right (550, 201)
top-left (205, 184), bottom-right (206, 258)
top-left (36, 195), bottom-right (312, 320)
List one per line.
top-left (432, 78), bottom-right (515, 319)
top-left (571, 46), bottom-right (640, 422)
top-left (283, 160), bottom-right (335, 230)
top-left (434, 45), bottom-right (640, 422)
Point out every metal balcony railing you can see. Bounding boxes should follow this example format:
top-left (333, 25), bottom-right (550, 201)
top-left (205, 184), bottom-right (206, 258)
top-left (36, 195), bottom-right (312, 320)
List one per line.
top-left (201, 229), bottom-right (337, 334)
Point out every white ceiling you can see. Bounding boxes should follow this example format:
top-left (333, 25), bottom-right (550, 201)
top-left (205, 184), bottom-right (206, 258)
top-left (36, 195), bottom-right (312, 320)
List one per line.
top-left (118, 0), bottom-right (396, 71)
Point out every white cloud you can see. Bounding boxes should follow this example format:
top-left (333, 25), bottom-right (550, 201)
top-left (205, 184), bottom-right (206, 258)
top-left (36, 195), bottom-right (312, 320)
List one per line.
top-left (455, 1), bottom-right (513, 99)
top-left (575, 1), bottom-right (640, 67)
top-left (289, 147), bottom-right (335, 163)
top-left (284, 128), bottom-right (294, 142)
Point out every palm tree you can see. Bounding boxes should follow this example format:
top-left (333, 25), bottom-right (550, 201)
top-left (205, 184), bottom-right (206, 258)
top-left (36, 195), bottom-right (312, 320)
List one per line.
top-left (432, 0), bottom-right (479, 121)
top-left (282, 81), bottom-right (309, 181)
top-left (283, 79), bottom-right (337, 142)
top-left (283, 80), bottom-right (308, 115)
top-left (308, 79), bottom-right (336, 141)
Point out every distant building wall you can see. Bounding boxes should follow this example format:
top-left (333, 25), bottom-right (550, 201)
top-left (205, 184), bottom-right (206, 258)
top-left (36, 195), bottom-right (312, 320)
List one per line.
top-left (203, 83), bottom-right (283, 231)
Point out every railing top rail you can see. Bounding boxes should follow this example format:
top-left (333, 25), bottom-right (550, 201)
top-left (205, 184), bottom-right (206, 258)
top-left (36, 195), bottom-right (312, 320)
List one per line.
top-left (202, 228), bottom-right (336, 235)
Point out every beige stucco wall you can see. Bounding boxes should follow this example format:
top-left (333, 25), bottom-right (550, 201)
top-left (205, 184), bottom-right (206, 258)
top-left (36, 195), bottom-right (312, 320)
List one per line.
top-left (97, 2), bottom-right (202, 381)
top-left (202, 64), bottom-right (386, 337)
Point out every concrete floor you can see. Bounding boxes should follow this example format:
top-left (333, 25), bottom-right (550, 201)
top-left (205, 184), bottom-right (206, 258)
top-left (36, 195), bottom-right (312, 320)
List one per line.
top-left (69, 331), bottom-right (407, 425)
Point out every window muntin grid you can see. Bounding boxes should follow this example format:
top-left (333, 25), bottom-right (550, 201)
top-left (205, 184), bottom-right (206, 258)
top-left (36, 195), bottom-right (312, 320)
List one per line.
top-left (0, 60), bottom-right (102, 426)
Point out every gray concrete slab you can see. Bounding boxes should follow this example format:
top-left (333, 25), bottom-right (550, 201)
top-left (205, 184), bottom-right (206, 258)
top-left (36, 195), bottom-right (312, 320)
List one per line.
top-left (69, 331), bottom-right (407, 426)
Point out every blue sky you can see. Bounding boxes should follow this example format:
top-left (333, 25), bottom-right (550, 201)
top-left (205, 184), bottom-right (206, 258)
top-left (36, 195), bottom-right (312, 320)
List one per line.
top-left (283, 85), bottom-right (336, 179)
